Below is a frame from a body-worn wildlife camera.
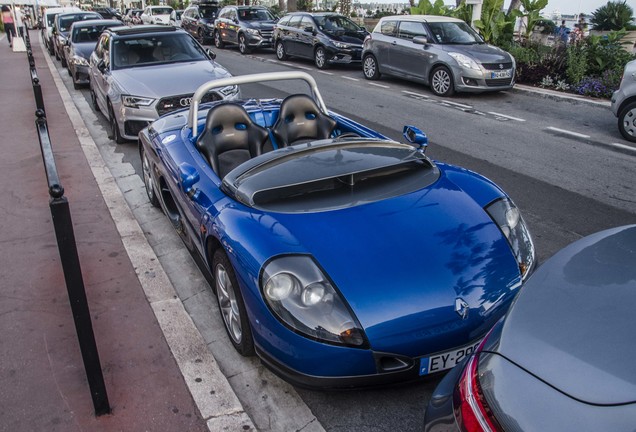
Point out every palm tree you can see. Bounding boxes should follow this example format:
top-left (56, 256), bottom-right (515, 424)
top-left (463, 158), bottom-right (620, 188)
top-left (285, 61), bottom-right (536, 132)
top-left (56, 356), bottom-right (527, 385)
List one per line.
top-left (590, 0), bottom-right (634, 30)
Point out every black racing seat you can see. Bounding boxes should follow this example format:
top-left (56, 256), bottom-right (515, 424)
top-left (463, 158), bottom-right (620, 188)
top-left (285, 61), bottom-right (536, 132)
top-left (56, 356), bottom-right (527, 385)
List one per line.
top-left (271, 94), bottom-right (337, 147)
top-left (197, 103), bottom-right (268, 178)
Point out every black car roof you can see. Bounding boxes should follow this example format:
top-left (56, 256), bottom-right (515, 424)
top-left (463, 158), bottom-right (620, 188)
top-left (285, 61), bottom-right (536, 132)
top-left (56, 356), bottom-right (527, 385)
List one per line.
top-left (106, 25), bottom-right (182, 36)
top-left (71, 19), bottom-right (122, 29)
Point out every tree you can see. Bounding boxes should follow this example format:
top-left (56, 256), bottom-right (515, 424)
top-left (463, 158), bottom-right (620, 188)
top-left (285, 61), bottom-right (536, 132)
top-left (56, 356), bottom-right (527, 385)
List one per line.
top-left (590, 0), bottom-right (634, 30)
top-left (518, 0), bottom-right (548, 38)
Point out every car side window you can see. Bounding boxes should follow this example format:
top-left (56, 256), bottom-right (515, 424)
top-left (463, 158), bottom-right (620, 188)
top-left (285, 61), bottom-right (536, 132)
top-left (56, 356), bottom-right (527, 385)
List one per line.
top-left (299, 16), bottom-right (313, 31)
top-left (288, 15), bottom-right (302, 28)
top-left (229, 10), bottom-right (237, 21)
top-left (397, 21), bottom-right (427, 40)
top-left (380, 20), bottom-right (397, 37)
top-left (277, 15), bottom-right (291, 26)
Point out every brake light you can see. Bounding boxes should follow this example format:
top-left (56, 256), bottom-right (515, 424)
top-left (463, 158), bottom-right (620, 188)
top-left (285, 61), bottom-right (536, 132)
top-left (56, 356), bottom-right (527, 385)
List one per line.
top-left (453, 335), bottom-right (502, 432)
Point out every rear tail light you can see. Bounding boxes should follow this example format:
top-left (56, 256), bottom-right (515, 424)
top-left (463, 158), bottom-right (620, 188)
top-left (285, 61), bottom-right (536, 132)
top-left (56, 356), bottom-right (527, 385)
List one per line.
top-left (452, 334), bottom-right (502, 432)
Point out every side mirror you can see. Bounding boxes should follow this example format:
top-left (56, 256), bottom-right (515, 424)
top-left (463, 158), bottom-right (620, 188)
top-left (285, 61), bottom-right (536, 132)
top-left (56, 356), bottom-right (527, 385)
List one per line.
top-left (403, 125), bottom-right (428, 151)
top-left (97, 59), bottom-right (108, 73)
top-left (206, 48), bottom-right (216, 60)
top-left (179, 163), bottom-right (200, 199)
top-left (412, 36), bottom-right (429, 46)
top-left (303, 25), bottom-right (314, 33)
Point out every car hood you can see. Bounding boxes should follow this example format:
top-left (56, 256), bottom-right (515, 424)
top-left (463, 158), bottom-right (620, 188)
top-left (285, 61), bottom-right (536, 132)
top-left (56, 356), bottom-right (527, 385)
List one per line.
top-left (254, 169), bottom-right (522, 357)
top-left (245, 20), bottom-right (276, 30)
top-left (112, 61), bottom-right (231, 98)
top-left (441, 43), bottom-right (511, 64)
top-left (494, 225), bottom-right (636, 405)
top-left (72, 42), bottom-right (97, 59)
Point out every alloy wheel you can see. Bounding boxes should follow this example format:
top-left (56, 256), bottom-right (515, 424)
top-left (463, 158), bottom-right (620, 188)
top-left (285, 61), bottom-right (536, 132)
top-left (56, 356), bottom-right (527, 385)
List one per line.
top-left (216, 263), bottom-right (243, 345)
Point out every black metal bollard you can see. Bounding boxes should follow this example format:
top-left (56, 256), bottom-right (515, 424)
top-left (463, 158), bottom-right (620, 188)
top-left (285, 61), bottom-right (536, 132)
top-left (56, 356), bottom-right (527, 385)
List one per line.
top-left (35, 112), bottom-right (111, 417)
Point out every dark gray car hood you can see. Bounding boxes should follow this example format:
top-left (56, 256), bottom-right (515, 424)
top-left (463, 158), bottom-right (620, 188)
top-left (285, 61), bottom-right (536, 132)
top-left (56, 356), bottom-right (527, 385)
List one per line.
top-left (244, 20), bottom-right (275, 30)
top-left (494, 225), bottom-right (636, 405)
top-left (72, 41), bottom-right (97, 59)
top-left (441, 43), bottom-right (511, 64)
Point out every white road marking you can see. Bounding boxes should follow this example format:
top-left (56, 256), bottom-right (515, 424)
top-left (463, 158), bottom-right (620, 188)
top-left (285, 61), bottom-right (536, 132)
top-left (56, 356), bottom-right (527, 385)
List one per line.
top-left (318, 70), bottom-right (334, 75)
top-left (442, 100), bottom-right (473, 109)
top-left (368, 82), bottom-right (390, 89)
top-left (402, 90), bottom-right (429, 99)
top-left (610, 142), bottom-right (636, 153)
top-left (343, 76), bottom-right (359, 81)
top-left (488, 112), bottom-right (526, 122)
top-left (293, 65), bottom-right (313, 71)
top-left (546, 127), bottom-right (591, 139)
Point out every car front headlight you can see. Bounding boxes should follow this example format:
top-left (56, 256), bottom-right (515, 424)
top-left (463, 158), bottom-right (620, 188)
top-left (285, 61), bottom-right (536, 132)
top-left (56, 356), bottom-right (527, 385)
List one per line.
top-left (448, 52), bottom-right (481, 71)
top-left (485, 198), bottom-right (535, 280)
top-left (333, 41), bottom-right (350, 49)
top-left (72, 55), bottom-right (89, 66)
top-left (121, 95), bottom-right (155, 108)
top-left (245, 28), bottom-right (259, 35)
top-left (261, 255), bottom-right (368, 348)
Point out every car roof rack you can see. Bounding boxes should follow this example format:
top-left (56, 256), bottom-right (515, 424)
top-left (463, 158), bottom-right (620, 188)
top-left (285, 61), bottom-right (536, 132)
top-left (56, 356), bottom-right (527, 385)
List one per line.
top-left (190, 0), bottom-right (220, 5)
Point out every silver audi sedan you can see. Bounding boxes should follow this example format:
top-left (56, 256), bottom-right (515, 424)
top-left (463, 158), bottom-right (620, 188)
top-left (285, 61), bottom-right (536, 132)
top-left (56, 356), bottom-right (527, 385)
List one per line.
top-left (362, 16), bottom-right (516, 97)
top-left (89, 25), bottom-right (239, 143)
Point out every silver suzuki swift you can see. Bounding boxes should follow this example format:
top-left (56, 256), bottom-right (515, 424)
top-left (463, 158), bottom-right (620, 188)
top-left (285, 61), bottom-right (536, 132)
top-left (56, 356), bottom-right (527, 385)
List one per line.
top-left (362, 15), bottom-right (516, 97)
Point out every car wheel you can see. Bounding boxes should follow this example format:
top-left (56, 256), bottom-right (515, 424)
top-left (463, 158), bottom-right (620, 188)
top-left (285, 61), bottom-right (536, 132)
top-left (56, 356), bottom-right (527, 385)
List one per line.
top-left (73, 80), bottom-right (80, 90)
top-left (54, 48), bottom-right (60, 60)
top-left (238, 33), bottom-right (250, 54)
top-left (89, 84), bottom-right (100, 113)
top-left (214, 30), bottom-right (224, 48)
top-left (362, 54), bottom-right (380, 80)
top-left (107, 102), bottom-right (126, 144)
top-left (430, 66), bottom-right (455, 97)
top-left (141, 145), bottom-right (160, 207)
top-left (275, 40), bottom-right (288, 60)
top-left (67, 65), bottom-right (72, 77)
top-left (213, 248), bottom-right (254, 356)
top-left (60, 55), bottom-right (67, 68)
top-left (618, 101), bottom-right (636, 143)
top-left (314, 46), bottom-right (328, 70)
top-left (197, 27), bottom-right (205, 42)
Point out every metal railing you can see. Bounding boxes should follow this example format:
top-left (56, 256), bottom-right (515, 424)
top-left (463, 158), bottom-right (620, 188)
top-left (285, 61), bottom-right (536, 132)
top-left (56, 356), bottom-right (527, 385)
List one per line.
top-left (25, 29), bottom-right (111, 417)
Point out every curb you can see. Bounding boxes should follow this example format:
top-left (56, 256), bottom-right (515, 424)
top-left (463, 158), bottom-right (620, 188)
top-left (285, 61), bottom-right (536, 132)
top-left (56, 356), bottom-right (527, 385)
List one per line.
top-left (513, 83), bottom-right (612, 107)
top-left (39, 32), bottom-right (256, 432)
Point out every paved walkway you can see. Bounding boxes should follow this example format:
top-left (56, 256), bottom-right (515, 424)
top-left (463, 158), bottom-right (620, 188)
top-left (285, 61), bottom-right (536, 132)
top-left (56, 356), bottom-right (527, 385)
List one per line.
top-left (0, 31), bottom-right (250, 432)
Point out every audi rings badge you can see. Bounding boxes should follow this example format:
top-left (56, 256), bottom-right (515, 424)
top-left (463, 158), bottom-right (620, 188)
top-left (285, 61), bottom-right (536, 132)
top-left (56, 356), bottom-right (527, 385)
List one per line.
top-left (179, 97), bottom-right (192, 107)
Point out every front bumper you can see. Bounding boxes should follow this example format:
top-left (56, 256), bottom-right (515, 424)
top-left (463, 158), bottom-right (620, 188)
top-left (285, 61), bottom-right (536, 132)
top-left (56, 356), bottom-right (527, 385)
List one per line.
top-left (71, 64), bottom-right (90, 85)
top-left (245, 32), bottom-right (273, 48)
top-left (453, 66), bottom-right (516, 93)
top-left (326, 47), bottom-right (363, 65)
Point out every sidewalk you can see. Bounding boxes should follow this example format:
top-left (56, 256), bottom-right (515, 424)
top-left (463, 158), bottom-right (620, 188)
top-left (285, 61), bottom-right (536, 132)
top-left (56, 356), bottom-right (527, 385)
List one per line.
top-left (0, 31), bottom-right (249, 432)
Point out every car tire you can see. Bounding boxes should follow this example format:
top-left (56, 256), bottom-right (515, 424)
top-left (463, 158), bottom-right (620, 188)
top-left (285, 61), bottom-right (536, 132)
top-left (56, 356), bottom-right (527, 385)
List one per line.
top-left (430, 66), bottom-right (455, 97)
top-left (212, 248), bottom-right (254, 357)
top-left (90, 84), bottom-right (100, 113)
top-left (141, 144), bottom-right (161, 207)
top-left (73, 80), bottom-right (80, 90)
top-left (362, 54), bottom-right (380, 80)
top-left (60, 55), bottom-right (67, 68)
top-left (214, 30), bottom-right (224, 48)
top-left (275, 40), bottom-right (288, 60)
top-left (238, 33), bottom-right (250, 54)
top-left (107, 102), bottom-right (126, 144)
top-left (618, 101), bottom-right (636, 143)
top-left (67, 66), bottom-right (72, 77)
top-left (54, 48), bottom-right (60, 61)
top-left (314, 46), bottom-right (328, 70)
top-left (197, 27), bottom-right (205, 43)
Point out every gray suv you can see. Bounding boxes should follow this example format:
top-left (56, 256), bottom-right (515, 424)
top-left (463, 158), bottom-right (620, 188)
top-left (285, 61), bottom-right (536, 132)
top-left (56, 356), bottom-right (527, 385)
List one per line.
top-left (362, 15), bottom-right (516, 96)
top-left (611, 59), bottom-right (636, 142)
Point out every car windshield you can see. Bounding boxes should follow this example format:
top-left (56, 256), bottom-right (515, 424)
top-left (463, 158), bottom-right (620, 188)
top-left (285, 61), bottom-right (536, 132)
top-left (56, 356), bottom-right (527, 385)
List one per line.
top-left (58, 14), bottom-right (100, 32)
top-left (174, 11), bottom-right (183, 19)
top-left (72, 24), bottom-right (112, 43)
top-left (112, 33), bottom-right (208, 69)
top-left (314, 15), bottom-right (360, 32)
top-left (427, 21), bottom-right (483, 44)
top-left (238, 8), bottom-right (275, 21)
top-left (151, 7), bottom-right (172, 15)
top-left (199, 6), bottom-right (218, 18)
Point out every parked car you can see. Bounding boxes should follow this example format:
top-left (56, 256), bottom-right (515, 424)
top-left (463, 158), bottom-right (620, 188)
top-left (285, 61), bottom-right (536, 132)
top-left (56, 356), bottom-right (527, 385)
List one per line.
top-left (41, 6), bottom-right (81, 55)
top-left (63, 19), bottom-right (121, 89)
top-left (213, 5), bottom-right (277, 54)
top-left (169, 9), bottom-right (184, 27)
top-left (182, 0), bottom-right (220, 43)
top-left (424, 225), bottom-right (636, 432)
top-left (362, 15), bottom-right (516, 97)
top-left (138, 70), bottom-right (536, 388)
top-left (611, 59), bottom-right (636, 143)
top-left (140, 5), bottom-right (173, 25)
top-left (123, 8), bottom-right (142, 25)
top-left (273, 12), bottom-right (368, 69)
top-left (91, 7), bottom-right (123, 21)
top-left (88, 25), bottom-right (238, 143)
top-left (52, 11), bottom-right (103, 67)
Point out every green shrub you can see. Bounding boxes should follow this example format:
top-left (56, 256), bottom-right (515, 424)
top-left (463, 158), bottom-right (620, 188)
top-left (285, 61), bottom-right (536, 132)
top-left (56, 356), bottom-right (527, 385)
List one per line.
top-left (566, 44), bottom-right (588, 84)
top-left (590, 0), bottom-right (634, 31)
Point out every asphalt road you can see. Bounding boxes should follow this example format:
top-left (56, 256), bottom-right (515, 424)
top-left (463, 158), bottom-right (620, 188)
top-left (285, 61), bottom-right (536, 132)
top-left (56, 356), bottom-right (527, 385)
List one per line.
top-left (54, 43), bottom-right (636, 432)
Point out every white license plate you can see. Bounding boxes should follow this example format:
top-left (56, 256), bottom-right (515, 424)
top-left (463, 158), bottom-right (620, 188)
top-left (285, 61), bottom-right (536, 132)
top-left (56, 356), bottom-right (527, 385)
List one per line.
top-left (419, 339), bottom-right (482, 375)
top-left (491, 70), bottom-right (512, 79)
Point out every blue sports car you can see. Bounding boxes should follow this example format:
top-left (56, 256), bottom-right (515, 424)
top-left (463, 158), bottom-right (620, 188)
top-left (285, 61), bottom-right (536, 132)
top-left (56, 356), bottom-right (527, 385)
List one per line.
top-left (138, 71), bottom-right (536, 388)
